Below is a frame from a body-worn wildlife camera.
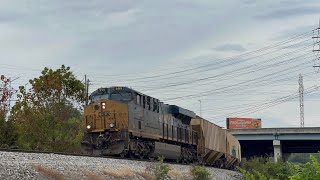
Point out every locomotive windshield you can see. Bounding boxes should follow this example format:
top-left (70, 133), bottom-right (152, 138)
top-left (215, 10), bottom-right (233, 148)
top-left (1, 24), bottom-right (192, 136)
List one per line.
top-left (90, 88), bottom-right (109, 103)
top-left (89, 87), bottom-right (133, 103)
top-left (110, 91), bottom-right (132, 101)
top-left (91, 93), bottom-right (109, 102)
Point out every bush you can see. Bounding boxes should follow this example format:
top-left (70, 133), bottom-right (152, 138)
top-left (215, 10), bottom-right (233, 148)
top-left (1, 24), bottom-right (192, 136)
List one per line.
top-left (289, 154), bottom-right (320, 180)
top-left (190, 165), bottom-right (210, 180)
top-left (288, 153), bottom-right (320, 164)
top-left (239, 154), bottom-right (320, 180)
top-left (0, 114), bottom-right (17, 148)
top-left (237, 167), bottom-right (267, 180)
top-left (154, 156), bottom-right (170, 180)
top-left (239, 156), bottom-right (291, 180)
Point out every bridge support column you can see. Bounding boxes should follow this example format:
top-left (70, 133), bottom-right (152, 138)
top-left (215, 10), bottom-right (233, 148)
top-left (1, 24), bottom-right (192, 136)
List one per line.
top-left (273, 140), bottom-right (282, 162)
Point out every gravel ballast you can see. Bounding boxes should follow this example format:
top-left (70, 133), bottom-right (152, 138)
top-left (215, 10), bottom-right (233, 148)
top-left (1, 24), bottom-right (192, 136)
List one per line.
top-left (0, 151), bottom-right (243, 180)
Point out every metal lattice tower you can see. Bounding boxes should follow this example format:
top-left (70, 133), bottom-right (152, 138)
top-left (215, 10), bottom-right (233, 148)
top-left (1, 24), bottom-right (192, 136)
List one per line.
top-left (299, 74), bottom-right (304, 127)
top-left (313, 19), bottom-right (320, 72)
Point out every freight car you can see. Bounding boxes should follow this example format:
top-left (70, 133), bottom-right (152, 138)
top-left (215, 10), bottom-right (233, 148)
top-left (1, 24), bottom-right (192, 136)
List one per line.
top-left (191, 117), bottom-right (241, 168)
top-left (81, 86), bottom-right (240, 168)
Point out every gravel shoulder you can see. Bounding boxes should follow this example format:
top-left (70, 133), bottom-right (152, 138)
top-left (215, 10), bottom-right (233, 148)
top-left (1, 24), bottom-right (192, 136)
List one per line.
top-left (0, 151), bottom-right (243, 180)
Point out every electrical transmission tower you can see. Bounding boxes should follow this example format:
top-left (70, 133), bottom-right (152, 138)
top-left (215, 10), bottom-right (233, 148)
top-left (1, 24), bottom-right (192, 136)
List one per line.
top-left (299, 74), bottom-right (304, 127)
top-left (313, 19), bottom-right (320, 72)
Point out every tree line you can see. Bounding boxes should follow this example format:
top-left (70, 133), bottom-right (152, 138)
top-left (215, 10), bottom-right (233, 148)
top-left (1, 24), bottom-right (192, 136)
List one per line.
top-left (0, 65), bottom-right (85, 152)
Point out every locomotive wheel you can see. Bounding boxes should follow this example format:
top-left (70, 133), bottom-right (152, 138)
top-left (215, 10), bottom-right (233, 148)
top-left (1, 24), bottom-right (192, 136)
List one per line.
top-left (197, 156), bottom-right (204, 165)
top-left (149, 157), bottom-right (155, 162)
top-left (138, 153), bottom-right (144, 160)
top-left (119, 151), bottom-right (126, 158)
top-left (81, 148), bottom-right (93, 156)
top-left (183, 159), bottom-right (187, 164)
top-left (80, 143), bottom-right (93, 156)
top-left (176, 156), bottom-right (181, 163)
top-left (129, 151), bottom-right (135, 159)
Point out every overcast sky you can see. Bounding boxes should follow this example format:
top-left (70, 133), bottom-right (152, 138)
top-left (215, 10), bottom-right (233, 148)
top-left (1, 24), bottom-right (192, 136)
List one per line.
top-left (1, 0), bottom-right (320, 128)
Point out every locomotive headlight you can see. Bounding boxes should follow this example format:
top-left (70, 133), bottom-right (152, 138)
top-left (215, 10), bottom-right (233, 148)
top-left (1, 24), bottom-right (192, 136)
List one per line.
top-left (86, 125), bottom-right (91, 129)
top-left (102, 102), bottom-right (106, 109)
top-left (109, 123), bottom-right (115, 128)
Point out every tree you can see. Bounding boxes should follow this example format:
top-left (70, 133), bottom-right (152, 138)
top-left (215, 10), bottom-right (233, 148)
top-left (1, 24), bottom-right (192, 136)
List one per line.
top-left (11, 65), bottom-right (85, 152)
top-left (0, 75), bottom-right (17, 148)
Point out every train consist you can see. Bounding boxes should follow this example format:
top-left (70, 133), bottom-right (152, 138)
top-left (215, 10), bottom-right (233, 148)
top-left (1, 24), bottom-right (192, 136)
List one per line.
top-left (81, 87), bottom-right (241, 168)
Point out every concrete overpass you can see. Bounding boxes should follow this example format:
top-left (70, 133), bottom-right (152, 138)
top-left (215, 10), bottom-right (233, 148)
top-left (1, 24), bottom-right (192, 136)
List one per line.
top-left (228, 127), bottom-right (320, 162)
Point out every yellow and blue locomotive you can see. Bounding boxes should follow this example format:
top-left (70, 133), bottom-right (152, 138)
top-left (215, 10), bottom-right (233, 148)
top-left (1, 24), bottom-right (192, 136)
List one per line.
top-left (81, 86), bottom-right (198, 162)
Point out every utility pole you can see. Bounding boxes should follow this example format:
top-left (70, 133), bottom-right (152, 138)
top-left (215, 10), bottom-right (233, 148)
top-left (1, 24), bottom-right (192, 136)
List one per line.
top-left (84, 74), bottom-right (90, 106)
top-left (313, 18), bottom-right (320, 71)
top-left (198, 100), bottom-right (202, 117)
top-left (84, 74), bottom-right (87, 90)
top-left (299, 74), bottom-right (304, 127)
top-left (84, 74), bottom-right (87, 94)
top-left (86, 78), bottom-right (90, 105)
top-left (84, 74), bottom-right (88, 105)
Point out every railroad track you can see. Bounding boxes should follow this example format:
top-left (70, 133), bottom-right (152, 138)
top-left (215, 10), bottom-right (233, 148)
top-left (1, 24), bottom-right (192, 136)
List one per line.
top-left (0, 148), bottom-right (108, 158)
top-left (0, 147), bottom-right (241, 178)
top-left (0, 148), bottom-right (186, 166)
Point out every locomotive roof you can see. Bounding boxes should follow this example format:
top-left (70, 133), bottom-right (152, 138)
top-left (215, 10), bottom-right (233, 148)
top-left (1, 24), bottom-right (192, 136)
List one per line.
top-left (92, 86), bottom-right (196, 118)
top-left (92, 86), bottom-right (157, 99)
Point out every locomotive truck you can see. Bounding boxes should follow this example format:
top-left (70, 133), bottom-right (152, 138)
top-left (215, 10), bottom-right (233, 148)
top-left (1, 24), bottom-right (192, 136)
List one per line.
top-left (81, 86), bottom-right (240, 168)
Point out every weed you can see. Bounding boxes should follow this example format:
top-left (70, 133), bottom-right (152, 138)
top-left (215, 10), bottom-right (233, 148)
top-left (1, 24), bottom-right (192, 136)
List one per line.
top-left (154, 156), bottom-right (170, 180)
top-left (190, 165), bottom-right (210, 180)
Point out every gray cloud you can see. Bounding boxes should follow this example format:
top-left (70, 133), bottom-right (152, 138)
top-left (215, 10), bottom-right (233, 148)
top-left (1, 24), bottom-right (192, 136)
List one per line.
top-left (213, 44), bottom-right (246, 52)
top-left (241, 0), bottom-right (260, 6)
top-left (255, 6), bottom-right (320, 20)
top-left (0, 12), bottom-right (23, 23)
top-left (272, 25), bottom-right (316, 40)
top-left (1, 0), bottom-right (320, 128)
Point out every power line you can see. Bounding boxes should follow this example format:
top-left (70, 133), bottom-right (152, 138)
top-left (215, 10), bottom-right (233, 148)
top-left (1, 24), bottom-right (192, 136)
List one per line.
top-left (142, 47), bottom-right (312, 93)
top-left (120, 37), bottom-right (312, 84)
top-left (131, 46), bottom-right (312, 92)
top-left (168, 68), bottom-right (315, 115)
top-left (89, 31), bottom-right (312, 82)
top-left (163, 59), bottom-right (313, 101)
top-left (155, 66), bottom-right (314, 100)
top-left (210, 85), bottom-right (319, 122)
